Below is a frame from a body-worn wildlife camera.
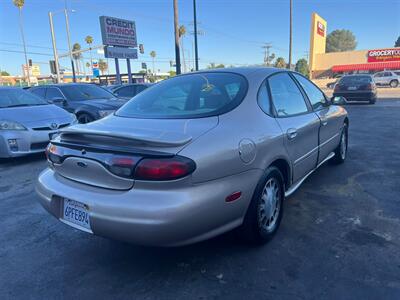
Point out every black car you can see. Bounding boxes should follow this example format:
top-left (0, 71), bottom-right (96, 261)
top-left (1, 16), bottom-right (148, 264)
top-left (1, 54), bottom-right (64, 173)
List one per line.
top-left (29, 84), bottom-right (127, 123)
top-left (333, 75), bottom-right (377, 104)
top-left (107, 83), bottom-right (152, 100)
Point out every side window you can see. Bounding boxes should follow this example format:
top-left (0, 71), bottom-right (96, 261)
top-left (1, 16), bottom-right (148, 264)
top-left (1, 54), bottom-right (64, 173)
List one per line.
top-left (257, 81), bottom-right (272, 115)
top-left (30, 88), bottom-right (46, 98)
top-left (374, 73), bottom-right (382, 78)
top-left (384, 72), bottom-right (392, 77)
top-left (293, 73), bottom-right (327, 110)
top-left (46, 87), bottom-right (64, 100)
top-left (115, 86), bottom-right (135, 97)
top-left (268, 72), bottom-right (309, 117)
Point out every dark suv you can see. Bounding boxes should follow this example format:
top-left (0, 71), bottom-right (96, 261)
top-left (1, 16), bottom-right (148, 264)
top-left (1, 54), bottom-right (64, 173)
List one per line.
top-left (29, 84), bottom-right (126, 123)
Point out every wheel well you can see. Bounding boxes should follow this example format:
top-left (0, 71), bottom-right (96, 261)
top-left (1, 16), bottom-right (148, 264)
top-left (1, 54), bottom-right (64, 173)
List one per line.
top-left (269, 159), bottom-right (290, 191)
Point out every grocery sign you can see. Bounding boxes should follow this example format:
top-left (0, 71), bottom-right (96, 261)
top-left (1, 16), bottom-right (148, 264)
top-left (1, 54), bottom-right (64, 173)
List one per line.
top-left (367, 48), bottom-right (400, 63)
top-left (100, 16), bottom-right (137, 47)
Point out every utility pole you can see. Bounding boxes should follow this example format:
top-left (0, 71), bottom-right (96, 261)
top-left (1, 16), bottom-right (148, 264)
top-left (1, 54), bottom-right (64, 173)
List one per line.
top-left (193, 0), bottom-right (199, 71)
top-left (288, 0), bottom-right (293, 70)
top-left (64, 0), bottom-right (76, 82)
top-left (49, 12), bottom-right (61, 83)
top-left (262, 43), bottom-right (272, 66)
top-left (173, 0), bottom-right (181, 75)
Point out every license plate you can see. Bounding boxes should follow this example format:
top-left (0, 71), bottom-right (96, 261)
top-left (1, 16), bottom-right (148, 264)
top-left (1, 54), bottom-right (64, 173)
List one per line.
top-left (348, 86), bottom-right (358, 90)
top-left (62, 199), bottom-right (91, 231)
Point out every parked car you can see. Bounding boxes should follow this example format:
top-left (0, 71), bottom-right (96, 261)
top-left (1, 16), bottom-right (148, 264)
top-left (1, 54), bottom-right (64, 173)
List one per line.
top-left (29, 84), bottom-right (126, 123)
top-left (326, 75), bottom-right (342, 89)
top-left (0, 87), bottom-right (76, 158)
top-left (108, 83), bottom-right (153, 99)
top-left (373, 71), bottom-right (399, 88)
top-left (36, 68), bottom-right (349, 246)
top-left (333, 75), bottom-right (377, 104)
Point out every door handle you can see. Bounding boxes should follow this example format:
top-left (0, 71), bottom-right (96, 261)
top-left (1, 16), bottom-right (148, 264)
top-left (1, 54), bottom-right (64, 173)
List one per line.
top-left (286, 128), bottom-right (297, 140)
top-left (321, 117), bottom-right (328, 126)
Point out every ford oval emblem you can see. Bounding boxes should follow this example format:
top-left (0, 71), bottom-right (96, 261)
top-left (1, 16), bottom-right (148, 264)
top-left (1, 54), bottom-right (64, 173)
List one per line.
top-left (77, 161), bottom-right (88, 168)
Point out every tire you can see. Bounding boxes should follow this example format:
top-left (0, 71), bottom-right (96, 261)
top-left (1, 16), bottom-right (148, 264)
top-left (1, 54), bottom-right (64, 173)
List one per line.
top-left (77, 113), bottom-right (94, 124)
top-left (390, 80), bottom-right (398, 88)
top-left (332, 123), bottom-right (348, 164)
top-left (369, 98), bottom-right (376, 104)
top-left (237, 167), bottom-right (284, 245)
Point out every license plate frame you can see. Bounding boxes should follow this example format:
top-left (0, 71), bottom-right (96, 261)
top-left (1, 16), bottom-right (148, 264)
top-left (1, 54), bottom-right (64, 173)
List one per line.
top-left (61, 198), bottom-right (92, 232)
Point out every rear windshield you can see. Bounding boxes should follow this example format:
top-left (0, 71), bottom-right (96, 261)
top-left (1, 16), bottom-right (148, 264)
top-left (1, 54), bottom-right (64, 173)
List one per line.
top-left (0, 89), bottom-right (47, 108)
top-left (339, 76), bottom-right (372, 85)
top-left (116, 72), bottom-right (248, 118)
top-left (59, 84), bottom-right (115, 101)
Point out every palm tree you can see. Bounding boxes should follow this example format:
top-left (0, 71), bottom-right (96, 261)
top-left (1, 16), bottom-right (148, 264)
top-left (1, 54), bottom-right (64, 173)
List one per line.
top-left (13, 0), bottom-right (30, 86)
top-left (150, 51), bottom-right (156, 75)
top-left (98, 59), bottom-right (108, 75)
top-left (84, 35), bottom-right (94, 74)
top-left (178, 25), bottom-right (187, 72)
top-left (72, 43), bottom-right (82, 75)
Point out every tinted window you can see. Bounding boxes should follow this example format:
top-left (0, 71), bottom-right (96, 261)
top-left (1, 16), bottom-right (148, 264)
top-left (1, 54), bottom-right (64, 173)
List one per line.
top-left (383, 72), bottom-right (392, 77)
top-left (115, 86), bottom-right (136, 97)
top-left (0, 89), bottom-right (47, 108)
top-left (116, 72), bottom-right (247, 119)
top-left (46, 87), bottom-right (64, 100)
top-left (339, 76), bottom-right (372, 85)
top-left (59, 84), bottom-right (115, 101)
top-left (374, 73), bottom-right (382, 78)
top-left (394, 71), bottom-right (400, 76)
top-left (293, 73), bottom-right (327, 110)
top-left (30, 87), bottom-right (46, 98)
top-left (268, 73), bottom-right (308, 117)
top-left (257, 82), bottom-right (271, 115)
top-left (135, 85), bottom-right (148, 94)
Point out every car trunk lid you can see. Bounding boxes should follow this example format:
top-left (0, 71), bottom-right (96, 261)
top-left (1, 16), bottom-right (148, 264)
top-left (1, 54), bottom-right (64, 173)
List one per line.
top-left (48, 116), bottom-right (218, 190)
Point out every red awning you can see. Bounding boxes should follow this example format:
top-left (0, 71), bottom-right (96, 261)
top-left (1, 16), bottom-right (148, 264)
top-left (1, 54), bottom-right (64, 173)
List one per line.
top-left (332, 61), bottom-right (400, 72)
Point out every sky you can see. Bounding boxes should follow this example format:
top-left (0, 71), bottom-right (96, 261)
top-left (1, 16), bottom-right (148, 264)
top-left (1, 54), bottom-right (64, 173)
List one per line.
top-left (0, 0), bottom-right (399, 76)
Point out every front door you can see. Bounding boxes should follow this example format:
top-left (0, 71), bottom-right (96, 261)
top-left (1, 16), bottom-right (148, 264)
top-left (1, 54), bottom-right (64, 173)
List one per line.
top-left (292, 73), bottom-right (342, 164)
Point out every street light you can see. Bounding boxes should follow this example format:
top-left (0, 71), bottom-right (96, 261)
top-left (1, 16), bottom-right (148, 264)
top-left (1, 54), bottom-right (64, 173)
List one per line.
top-left (64, 1), bottom-right (77, 82)
top-left (48, 8), bottom-right (76, 83)
top-left (13, 0), bottom-right (31, 86)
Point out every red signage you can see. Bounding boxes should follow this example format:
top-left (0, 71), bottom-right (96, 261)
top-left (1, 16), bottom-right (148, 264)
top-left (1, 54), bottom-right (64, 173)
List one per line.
top-left (317, 21), bottom-right (325, 37)
top-left (368, 48), bottom-right (400, 63)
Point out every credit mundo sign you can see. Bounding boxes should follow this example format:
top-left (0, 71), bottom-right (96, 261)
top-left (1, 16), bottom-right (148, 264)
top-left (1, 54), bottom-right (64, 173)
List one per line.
top-left (367, 48), bottom-right (400, 63)
top-left (100, 16), bottom-right (137, 47)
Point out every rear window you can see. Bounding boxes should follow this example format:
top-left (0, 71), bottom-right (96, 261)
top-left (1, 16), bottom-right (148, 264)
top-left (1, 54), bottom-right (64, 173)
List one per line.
top-left (116, 72), bottom-right (248, 119)
top-left (339, 76), bottom-right (372, 85)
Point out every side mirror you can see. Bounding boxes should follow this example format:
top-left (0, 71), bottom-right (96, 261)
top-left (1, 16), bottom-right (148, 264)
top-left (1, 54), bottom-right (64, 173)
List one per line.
top-left (331, 96), bottom-right (348, 105)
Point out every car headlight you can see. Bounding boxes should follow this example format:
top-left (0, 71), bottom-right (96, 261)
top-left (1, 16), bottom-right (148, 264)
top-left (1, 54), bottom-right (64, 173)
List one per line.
top-left (0, 120), bottom-right (27, 131)
top-left (98, 110), bottom-right (115, 118)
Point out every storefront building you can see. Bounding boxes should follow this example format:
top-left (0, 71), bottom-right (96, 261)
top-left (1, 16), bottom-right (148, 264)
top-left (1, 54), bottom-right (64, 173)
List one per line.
top-left (309, 13), bottom-right (400, 79)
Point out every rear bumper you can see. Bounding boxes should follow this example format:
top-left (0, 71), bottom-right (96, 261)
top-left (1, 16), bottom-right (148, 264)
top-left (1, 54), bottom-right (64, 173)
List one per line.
top-left (0, 129), bottom-right (57, 158)
top-left (333, 91), bottom-right (377, 102)
top-left (36, 168), bottom-right (262, 246)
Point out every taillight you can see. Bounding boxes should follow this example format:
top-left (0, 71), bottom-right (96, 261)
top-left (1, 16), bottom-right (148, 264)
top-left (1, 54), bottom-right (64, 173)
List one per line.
top-left (46, 144), bottom-right (63, 164)
top-left (106, 156), bottom-right (138, 178)
top-left (134, 156), bottom-right (196, 181)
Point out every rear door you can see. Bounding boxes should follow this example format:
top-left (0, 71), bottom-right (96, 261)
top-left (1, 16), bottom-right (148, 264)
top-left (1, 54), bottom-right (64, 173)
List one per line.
top-left (268, 72), bottom-right (320, 183)
top-left (292, 73), bottom-right (342, 164)
top-left (373, 72), bottom-right (384, 85)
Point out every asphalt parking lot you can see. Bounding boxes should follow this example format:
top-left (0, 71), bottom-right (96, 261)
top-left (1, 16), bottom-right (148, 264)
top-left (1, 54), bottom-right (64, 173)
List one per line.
top-left (1, 98), bottom-right (400, 299)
